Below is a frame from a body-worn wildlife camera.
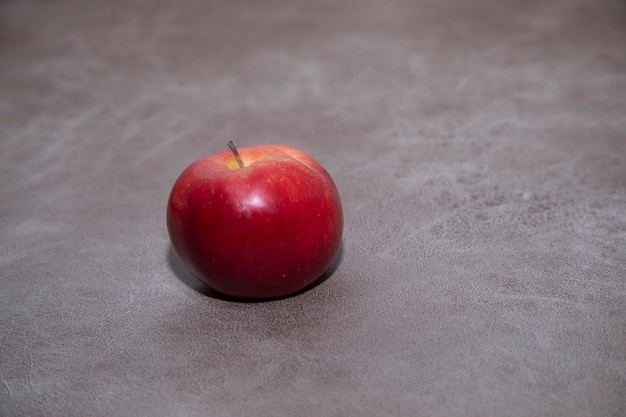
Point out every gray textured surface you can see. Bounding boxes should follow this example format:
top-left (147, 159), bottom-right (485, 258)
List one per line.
top-left (1, 0), bottom-right (626, 416)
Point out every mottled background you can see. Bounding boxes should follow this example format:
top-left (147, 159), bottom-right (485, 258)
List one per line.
top-left (1, 0), bottom-right (625, 416)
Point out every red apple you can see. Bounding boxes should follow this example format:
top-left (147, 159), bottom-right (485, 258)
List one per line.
top-left (167, 142), bottom-right (343, 299)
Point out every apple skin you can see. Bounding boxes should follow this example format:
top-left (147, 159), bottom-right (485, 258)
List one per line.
top-left (167, 144), bottom-right (343, 299)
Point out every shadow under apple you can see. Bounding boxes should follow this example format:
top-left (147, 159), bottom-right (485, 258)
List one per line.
top-left (165, 242), bottom-right (344, 303)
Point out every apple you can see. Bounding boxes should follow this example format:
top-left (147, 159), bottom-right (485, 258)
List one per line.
top-left (167, 141), bottom-right (343, 299)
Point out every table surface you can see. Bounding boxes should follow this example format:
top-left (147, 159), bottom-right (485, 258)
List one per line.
top-left (2, 0), bottom-right (625, 416)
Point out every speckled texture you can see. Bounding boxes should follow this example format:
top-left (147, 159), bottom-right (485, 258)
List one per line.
top-left (1, 0), bottom-right (625, 416)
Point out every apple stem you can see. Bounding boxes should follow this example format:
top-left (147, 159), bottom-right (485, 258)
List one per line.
top-left (227, 140), bottom-right (245, 169)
